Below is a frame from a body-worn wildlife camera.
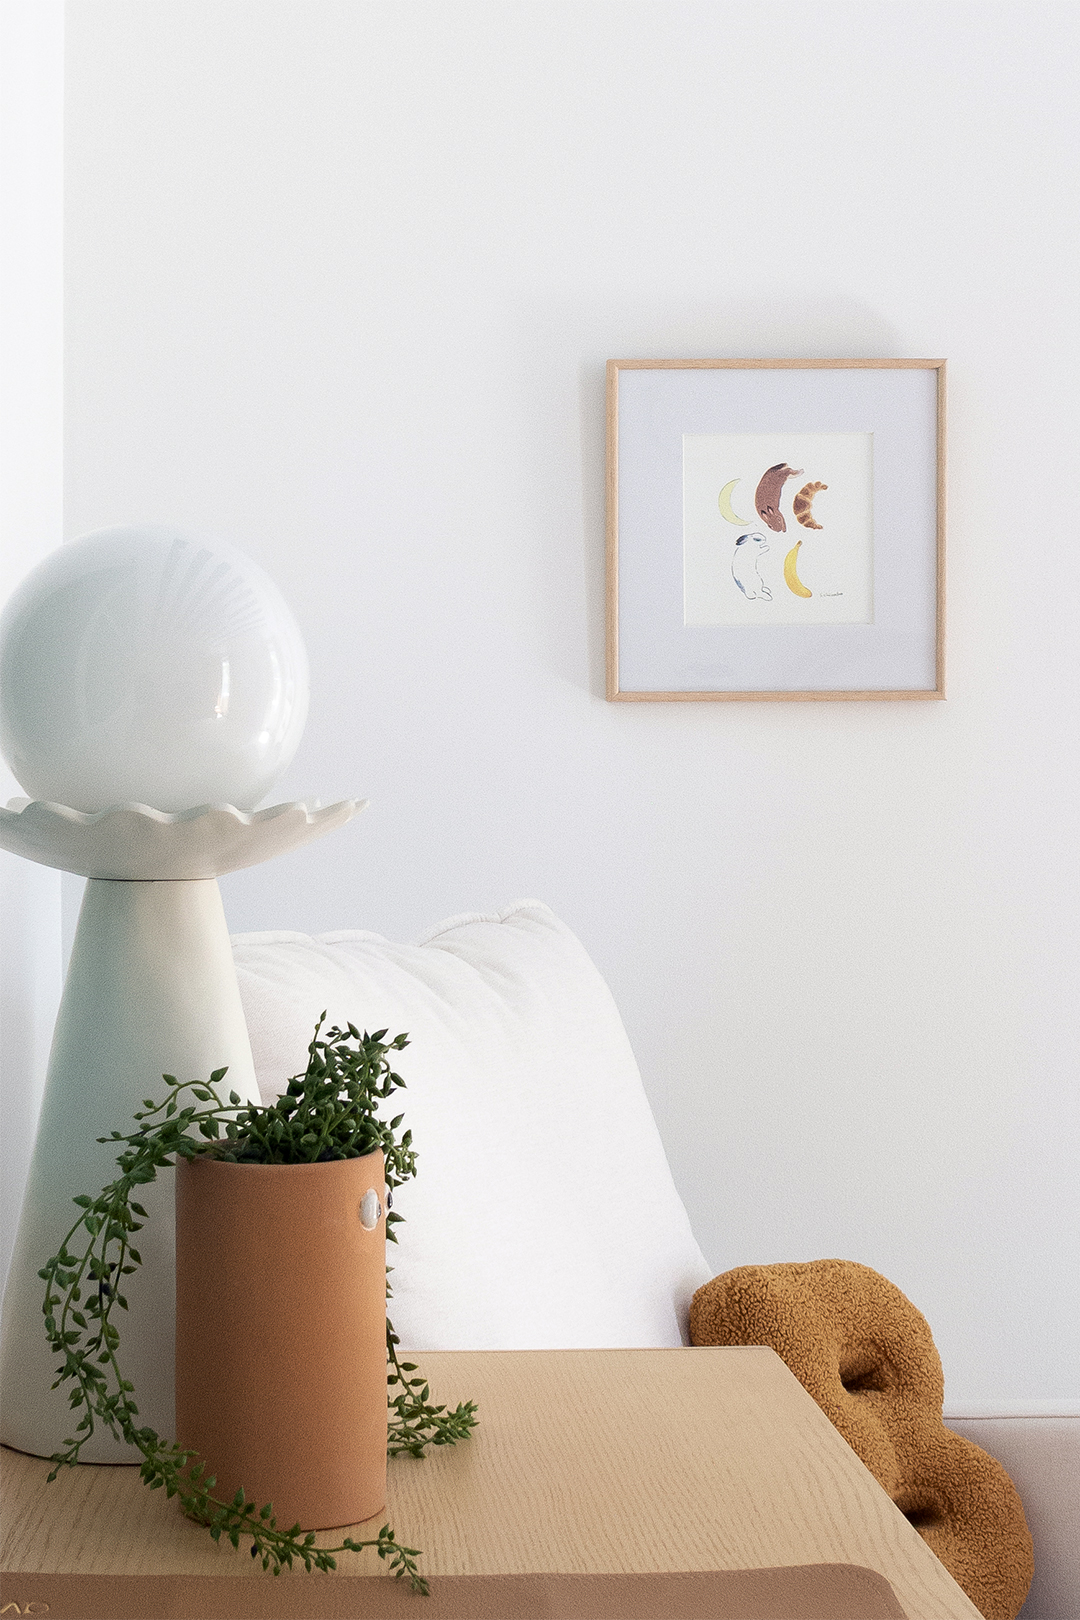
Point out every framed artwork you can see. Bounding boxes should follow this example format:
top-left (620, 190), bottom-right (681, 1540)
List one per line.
top-left (605, 359), bottom-right (946, 701)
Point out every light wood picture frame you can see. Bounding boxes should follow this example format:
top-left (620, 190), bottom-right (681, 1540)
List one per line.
top-left (606, 359), bottom-right (946, 701)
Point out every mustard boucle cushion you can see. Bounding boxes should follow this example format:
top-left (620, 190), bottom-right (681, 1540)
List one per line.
top-left (690, 1260), bottom-right (1033, 1620)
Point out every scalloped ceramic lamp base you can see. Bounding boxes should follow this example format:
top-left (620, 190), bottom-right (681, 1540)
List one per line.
top-left (0, 877), bottom-right (264, 1460)
top-left (175, 1153), bottom-right (388, 1529)
top-left (0, 797), bottom-right (363, 1463)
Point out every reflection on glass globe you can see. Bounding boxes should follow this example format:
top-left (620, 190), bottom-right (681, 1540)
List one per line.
top-left (0, 526), bottom-right (310, 813)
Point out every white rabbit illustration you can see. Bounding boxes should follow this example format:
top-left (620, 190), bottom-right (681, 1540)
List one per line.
top-left (731, 532), bottom-right (772, 600)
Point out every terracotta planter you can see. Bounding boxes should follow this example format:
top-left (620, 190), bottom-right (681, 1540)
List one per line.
top-left (175, 1151), bottom-right (387, 1530)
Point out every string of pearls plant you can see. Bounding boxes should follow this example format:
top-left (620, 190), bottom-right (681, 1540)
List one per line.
top-left (39, 1018), bottom-right (477, 1596)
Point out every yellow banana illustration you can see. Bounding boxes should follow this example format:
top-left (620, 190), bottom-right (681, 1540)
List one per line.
top-left (784, 540), bottom-right (812, 598)
top-left (718, 479), bottom-right (751, 525)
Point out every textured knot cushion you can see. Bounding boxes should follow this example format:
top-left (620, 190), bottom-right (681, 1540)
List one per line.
top-left (690, 1260), bottom-right (1033, 1620)
top-left (232, 900), bottom-right (712, 1351)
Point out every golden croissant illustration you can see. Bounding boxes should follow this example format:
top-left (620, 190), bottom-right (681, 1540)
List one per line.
top-left (793, 481), bottom-right (827, 530)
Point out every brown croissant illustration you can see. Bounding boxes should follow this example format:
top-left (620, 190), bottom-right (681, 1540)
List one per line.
top-left (793, 481), bottom-right (827, 530)
top-left (754, 464), bottom-right (804, 533)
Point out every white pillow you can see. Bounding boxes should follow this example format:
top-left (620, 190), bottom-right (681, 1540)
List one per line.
top-left (231, 900), bottom-right (712, 1350)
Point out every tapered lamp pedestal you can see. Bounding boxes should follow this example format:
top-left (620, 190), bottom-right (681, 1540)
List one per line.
top-left (0, 798), bottom-right (361, 1461)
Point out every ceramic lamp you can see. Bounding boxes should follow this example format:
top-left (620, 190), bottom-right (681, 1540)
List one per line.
top-left (0, 525), bottom-right (309, 813)
top-left (0, 526), bottom-right (363, 1461)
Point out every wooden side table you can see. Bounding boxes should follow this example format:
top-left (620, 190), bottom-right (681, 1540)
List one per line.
top-left (2, 1346), bottom-right (983, 1618)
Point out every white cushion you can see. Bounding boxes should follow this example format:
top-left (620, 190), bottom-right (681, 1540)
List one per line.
top-left (231, 901), bottom-right (712, 1351)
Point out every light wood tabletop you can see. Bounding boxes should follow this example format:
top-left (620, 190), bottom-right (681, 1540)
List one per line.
top-left (2, 1346), bottom-right (981, 1618)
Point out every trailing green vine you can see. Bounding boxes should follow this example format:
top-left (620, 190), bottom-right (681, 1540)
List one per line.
top-left (39, 1017), bottom-right (477, 1595)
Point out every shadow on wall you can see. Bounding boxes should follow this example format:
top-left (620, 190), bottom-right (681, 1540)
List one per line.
top-left (515, 292), bottom-right (904, 700)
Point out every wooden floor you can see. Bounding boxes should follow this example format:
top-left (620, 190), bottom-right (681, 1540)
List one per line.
top-left (2, 1346), bottom-right (981, 1618)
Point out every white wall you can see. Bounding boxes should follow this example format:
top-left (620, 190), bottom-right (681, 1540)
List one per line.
top-left (60, 0), bottom-right (1078, 1402)
top-left (0, 0), bottom-right (64, 1292)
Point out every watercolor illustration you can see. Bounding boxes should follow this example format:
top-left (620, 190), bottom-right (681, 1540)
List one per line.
top-left (754, 464), bottom-right (803, 533)
top-left (730, 533), bottom-right (772, 600)
top-left (717, 479), bottom-right (751, 526)
top-left (683, 433), bottom-right (873, 627)
top-left (724, 467), bottom-right (826, 601)
top-left (783, 540), bottom-right (812, 598)
top-left (723, 470), bottom-right (830, 600)
top-left (792, 480), bottom-right (827, 530)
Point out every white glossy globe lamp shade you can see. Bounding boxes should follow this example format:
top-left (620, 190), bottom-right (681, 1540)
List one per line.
top-left (0, 526), bottom-right (309, 812)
